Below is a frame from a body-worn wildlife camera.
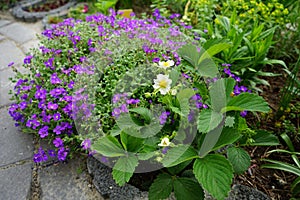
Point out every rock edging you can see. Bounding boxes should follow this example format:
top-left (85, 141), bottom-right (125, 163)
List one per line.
top-left (11, 0), bottom-right (77, 22)
top-left (87, 156), bottom-right (271, 200)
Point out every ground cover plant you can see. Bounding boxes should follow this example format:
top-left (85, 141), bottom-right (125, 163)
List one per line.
top-left (7, 7), bottom-right (280, 199)
top-left (7, 0), bottom-right (300, 199)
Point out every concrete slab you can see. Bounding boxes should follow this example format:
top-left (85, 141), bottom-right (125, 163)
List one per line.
top-left (0, 19), bottom-right (11, 27)
top-left (0, 68), bottom-right (16, 107)
top-left (0, 34), bottom-right (5, 41)
top-left (39, 157), bottom-right (104, 200)
top-left (0, 22), bottom-right (38, 44)
top-left (0, 107), bottom-right (34, 166)
top-left (21, 39), bottom-right (40, 53)
top-left (0, 40), bottom-right (24, 71)
top-left (0, 162), bottom-right (32, 200)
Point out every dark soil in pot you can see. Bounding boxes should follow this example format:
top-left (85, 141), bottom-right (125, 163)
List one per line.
top-left (24, 0), bottom-right (70, 13)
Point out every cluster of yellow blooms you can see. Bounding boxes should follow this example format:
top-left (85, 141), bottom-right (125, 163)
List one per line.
top-left (220, 0), bottom-right (289, 25)
top-left (184, 0), bottom-right (289, 28)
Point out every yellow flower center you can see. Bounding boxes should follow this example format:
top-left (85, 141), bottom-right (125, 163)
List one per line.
top-left (159, 80), bottom-right (168, 88)
top-left (163, 62), bottom-right (169, 67)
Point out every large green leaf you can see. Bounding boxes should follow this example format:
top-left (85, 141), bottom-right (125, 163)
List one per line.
top-left (209, 79), bottom-right (227, 112)
top-left (197, 109), bottom-right (223, 133)
top-left (129, 107), bottom-right (152, 124)
top-left (173, 177), bottom-right (204, 200)
top-left (193, 155), bottom-right (234, 200)
top-left (198, 43), bottom-right (232, 64)
top-left (177, 88), bottom-right (195, 116)
top-left (227, 147), bottom-right (251, 175)
top-left (197, 57), bottom-right (219, 78)
top-left (177, 44), bottom-right (201, 68)
top-left (120, 132), bottom-right (144, 152)
top-left (92, 135), bottom-right (125, 157)
top-left (169, 69), bottom-right (180, 87)
top-left (240, 130), bottom-right (279, 146)
top-left (221, 93), bottom-right (270, 113)
top-left (198, 124), bottom-right (224, 157)
top-left (112, 156), bottom-right (139, 186)
top-left (148, 173), bottom-right (173, 200)
top-left (212, 127), bottom-right (241, 151)
top-left (162, 145), bottom-right (198, 168)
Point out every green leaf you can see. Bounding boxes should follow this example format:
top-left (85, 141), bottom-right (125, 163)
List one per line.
top-left (198, 43), bottom-right (232, 64)
top-left (162, 145), bottom-right (198, 168)
top-left (167, 160), bottom-right (193, 175)
top-left (198, 124), bottom-right (224, 157)
top-left (227, 147), bottom-right (251, 175)
top-left (212, 127), bottom-right (241, 151)
top-left (247, 130), bottom-right (279, 146)
top-left (112, 156), bottom-right (139, 186)
top-left (92, 135), bottom-right (125, 157)
top-left (291, 176), bottom-right (300, 196)
top-left (209, 79), bottom-right (227, 112)
top-left (148, 173), bottom-right (173, 200)
top-left (225, 116), bottom-right (235, 127)
top-left (120, 132), bottom-right (144, 152)
top-left (177, 88), bottom-right (195, 116)
top-left (177, 44), bottom-right (201, 68)
top-left (197, 57), bottom-right (219, 78)
top-left (197, 109), bottom-right (223, 133)
top-left (169, 69), bottom-right (180, 87)
top-left (261, 159), bottom-right (300, 176)
top-left (193, 155), bottom-right (233, 200)
top-left (130, 107), bottom-right (152, 124)
top-left (222, 93), bottom-right (270, 113)
top-left (224, 78), bottom-right (236, 103)
top-left (173, 177), bottom-right (204, 200)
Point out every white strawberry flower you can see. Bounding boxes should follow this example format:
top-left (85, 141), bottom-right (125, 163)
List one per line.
top-left (158, 137), bottom-right (171, 147)
top-left (158, 60), bottom-right (175, 69)
top-left (153, 74), bottom-right (172, 95)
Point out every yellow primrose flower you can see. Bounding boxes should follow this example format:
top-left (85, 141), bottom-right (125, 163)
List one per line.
top-left (158, 137), bottom-right (171, 147)
top-left (158, 60), bottom-right (175, 69)
top-left (153, 74), bottom-right (172, 95)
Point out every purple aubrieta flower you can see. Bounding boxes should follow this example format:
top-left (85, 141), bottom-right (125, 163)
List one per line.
top-left (48, 149), bottom-right (56, 157)
top-left (57, 147), bottom-right (68, 161)
top-left (53, 137), bottom-right (64, 148)
top-left (19, 101), bottom-right (27, 110)
top-left (24, 55), bottom-right (33, 64)
top-left (8, 62), bottom-right (14, 67)
top-left (53, 125), bottom-right (63, 135)
top-left (169, 13), bottom-right (180, 19)
top-left (81, 139), bottom-right (91, 150)
top-left (240, 110), bottom-right (248, 118)
top-left (126, 99), bottom-right (140, 104)
top-left (50, 73), bottom-right (61, 84)
top-left (53, 113), bottom-right (61, 121)
top-left (152, 57), bottom-right (160, 63)
top-left (33, 147), bottom-right (48, 163)
top-left (159, 111), bottom-right (171, 125)
top-left (38, 126), bottom-right (49, 138)
top-left (47, 102), bottom-right (58, 110)
top-left (44, 57), bottom-right (54, 69)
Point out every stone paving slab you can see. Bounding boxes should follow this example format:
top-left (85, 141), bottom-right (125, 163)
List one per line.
top-left (0, 68), bottom-right (16, 107)
top-left (21, 39), bottom-right (40, 53)
top-left (0, 39), bottom-right (24, 70)
top-left (0, 107), bottom-right (33, 166)
top-left (0, 162), bottom-right (32, 200)
top-left (39, 157), bottom-right (104, 200)
top-left (0, 34), bottom-right (5, 41)
top-left (0, 19), bottom-right (11, 27)
top-left (0, 22), bottom-right (38, 44)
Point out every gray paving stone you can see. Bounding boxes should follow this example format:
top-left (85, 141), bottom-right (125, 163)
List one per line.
top-left (0, 40), bottom-right (24, 71)
top-left (0, 22), bottom-right (38, 44)
top-left (0, 68), bottom-right (16, 107)
top-left (0, 107), bottom-right (34, 166)
top-left (0, 19), bottom-right (11, 27)
top-left (21, 39), bottom-right (40, 53)
top-left (0, 34), bottom-right (5, 41)
top-left (40, 157), bottom-right (104, 200)
top-left (0, 163), bottom-right (32, 200)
